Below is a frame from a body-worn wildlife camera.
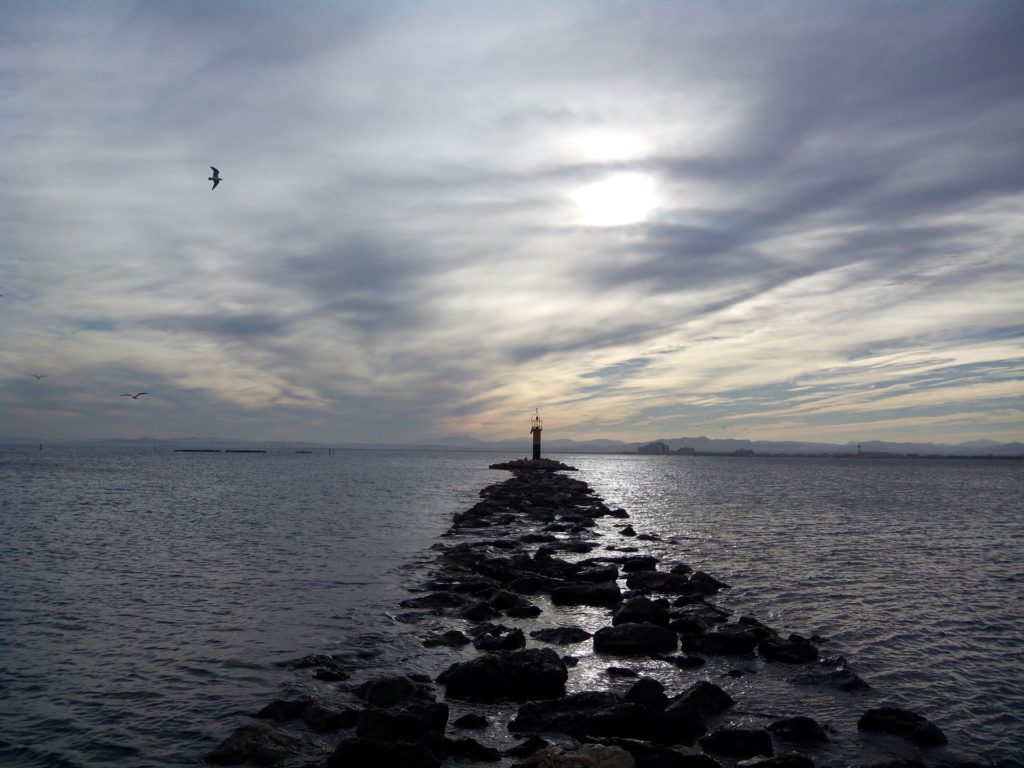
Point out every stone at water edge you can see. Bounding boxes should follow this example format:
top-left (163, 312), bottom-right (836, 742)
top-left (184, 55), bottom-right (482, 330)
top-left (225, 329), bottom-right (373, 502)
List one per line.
top-left (857, 706), bottom-right (948, 746)
top-left (514, 743), bottom-right (636, 767)
top-left (593, 622), bottom-right (679, 655)
top-left (204, 723), bottom-right (326, 765)
top-left (437, 647), bottom-right (568, 702)
top-left (699, 726), bottom-right (774, 759)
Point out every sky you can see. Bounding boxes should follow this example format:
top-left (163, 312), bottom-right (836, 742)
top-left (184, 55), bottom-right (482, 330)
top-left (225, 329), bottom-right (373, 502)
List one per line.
top-left (1, 0), bottom-right (1022, 445)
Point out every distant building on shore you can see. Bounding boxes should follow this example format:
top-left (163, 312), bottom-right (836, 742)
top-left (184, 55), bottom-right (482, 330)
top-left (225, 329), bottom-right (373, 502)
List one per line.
top-left (637, 441), bottom-right (670, 455)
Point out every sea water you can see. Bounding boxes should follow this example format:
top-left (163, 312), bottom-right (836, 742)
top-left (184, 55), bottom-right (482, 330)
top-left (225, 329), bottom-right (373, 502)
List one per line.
top-left (0, 447), bottom-right (1020, 766)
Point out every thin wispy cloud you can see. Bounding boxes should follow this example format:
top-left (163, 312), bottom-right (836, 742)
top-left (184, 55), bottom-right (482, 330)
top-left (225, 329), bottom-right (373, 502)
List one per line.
top-left (1, 1), bottom-right (1021, 444)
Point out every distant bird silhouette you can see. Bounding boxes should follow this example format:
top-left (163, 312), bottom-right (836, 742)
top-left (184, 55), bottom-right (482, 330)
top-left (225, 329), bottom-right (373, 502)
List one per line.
top-left (32, 374), bottom-right (46, 379)
top-left (208, 166), bottom-right (221, 190)
top-left (121, 392), bottom-right (148, 399)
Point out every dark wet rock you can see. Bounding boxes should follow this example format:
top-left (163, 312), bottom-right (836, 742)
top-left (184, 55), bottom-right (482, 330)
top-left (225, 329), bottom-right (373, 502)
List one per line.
top-left (668, 563), bottom-right (694, 575)
top-left (356, 701), bottom-right (449, 742)
top-left (505, 735), bottom-right (550, 758)
top-left (737, 615), bottom-right (777, 639)
top-left (667, 681), bottom-right (734, 721)
top-left (508, 691), bottom-right (652, 740)
top-left (625, 571), bottom-right (692, 593)
top-left (767, 716), bottom-right (829, 743)
top-left (489, 458), bottom-right (577, 471)
top-left (563, 655), bottom-right (580, 666)
top-left (326, 736), bottom-right (442, 768)
top-left (620, 525), bottom-right (637, 537)
top-left (489, 589), bottom-right (538, 611)
top-left (445, 736), bottom-right (502, 762)
top-left (422, 629), bottom-right (471, 648)
top-left (353, 675), bottom-right (436, 707)
top-left (759, 636), bottom-right (819, 663)
top-left (614, 597), bottom-right (670, 627)
top-left (857, 707), bottom-right (947, 746)
top-left (688, 571), bottom-right (730, 592)
top-left (857, 761), bottom-right (926, 768)
top-left (254, 697), bottom-right (360, 732)
top-left (462, 600), bottom-right (501, 622)
top-left (608, 666), bottom-right (639, 678)
top-left (747, 755), bottom-right (816, 768)
top-left (204, 723), bottom-right (324, 765)
top-left (577, 564), bottom-right (621, 583)
top-left (437, 648), bottom-right (568, 702)
top-left (681, 625), bottom-right (759, 655)
top-left (621, 556), bottom-right (659, 572)
top-left (400, 592), bottom-right (467, 610)
top-left (453, 713), bottom-right (488, 729)
top-left (699, 727), bottom-right (774, 759)
top-left (530, 626), bottom-right (593, 645)
top-left (594, 622), bottom-right (678, 655)
top-left (637, 533), bottom-right (661, 541)
top-left (585, 737), bottom-right (721, 768)
top-left (474, 627), bottom-right (526, 651)
top-left (551, 580), bottom-right (623, 607)
top-left (789, 667), bottom-right (871, 691)
top-left (625, 677), bottom-right (669, 710)
top-left (510, 573), bottom-right (565, 594)
top-left (521, 533), bottom-right (558, 543)
top-left (276, 653), bottom-right (351, 680)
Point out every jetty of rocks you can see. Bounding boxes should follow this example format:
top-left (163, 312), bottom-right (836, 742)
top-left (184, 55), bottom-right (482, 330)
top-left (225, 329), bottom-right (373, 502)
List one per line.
top-left (206, 458), bottom-right (967, 768)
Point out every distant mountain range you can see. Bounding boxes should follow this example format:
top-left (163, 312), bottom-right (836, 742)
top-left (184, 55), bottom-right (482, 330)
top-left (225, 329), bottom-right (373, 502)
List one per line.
top-left (2, 434), bottom-right (1022, 456)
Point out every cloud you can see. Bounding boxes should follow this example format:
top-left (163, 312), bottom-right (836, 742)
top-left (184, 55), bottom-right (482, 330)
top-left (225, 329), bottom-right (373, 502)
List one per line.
top-left (1, 1), bottom-right (1022, 443)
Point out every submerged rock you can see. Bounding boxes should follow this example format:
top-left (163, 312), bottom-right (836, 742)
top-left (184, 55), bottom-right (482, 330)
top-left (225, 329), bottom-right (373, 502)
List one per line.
top-left (857, 706), bottom-right (948, 746)
top-left (767, 715), bottom-right (829, 743)
top-left (515, 743), bottom-right (636, 767)
top-left (204, 723), bottom-right (325, 765)
top-left (530, 626), bottom-right (593, 645)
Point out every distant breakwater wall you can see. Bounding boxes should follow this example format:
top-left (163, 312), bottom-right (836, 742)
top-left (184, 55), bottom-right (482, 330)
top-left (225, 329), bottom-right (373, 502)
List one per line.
top-left (205, 458), bottom-right (973, 768)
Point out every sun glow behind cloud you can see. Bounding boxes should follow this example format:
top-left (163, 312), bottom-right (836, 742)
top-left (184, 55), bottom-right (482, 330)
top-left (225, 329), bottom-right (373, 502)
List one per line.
top-left (569, 173), bottom-right (660, 227)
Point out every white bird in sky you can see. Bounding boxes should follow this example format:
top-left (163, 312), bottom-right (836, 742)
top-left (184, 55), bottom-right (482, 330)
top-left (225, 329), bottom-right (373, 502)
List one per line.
top-left (121, 392), bottom-right (148, 399)
top-left (208, 166), bottom-right (221, 190)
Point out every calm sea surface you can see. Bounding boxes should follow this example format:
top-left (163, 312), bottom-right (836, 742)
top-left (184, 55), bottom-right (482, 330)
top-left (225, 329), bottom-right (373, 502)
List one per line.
top-left (0, 447), bottom-right (1021, 766)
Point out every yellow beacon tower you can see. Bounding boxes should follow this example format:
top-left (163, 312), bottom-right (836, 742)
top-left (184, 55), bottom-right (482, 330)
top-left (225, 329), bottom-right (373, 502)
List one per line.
top-left (531, 409), bottom-right (543, 460)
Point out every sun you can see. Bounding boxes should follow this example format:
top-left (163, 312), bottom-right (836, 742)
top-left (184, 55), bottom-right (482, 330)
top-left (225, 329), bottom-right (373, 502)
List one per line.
top-left (569, 172), bottom-right (659, 227)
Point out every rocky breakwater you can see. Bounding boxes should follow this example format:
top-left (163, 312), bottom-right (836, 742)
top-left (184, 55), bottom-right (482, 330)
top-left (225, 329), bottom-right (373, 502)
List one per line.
top-left (205, 458), bottom-right (972, 768)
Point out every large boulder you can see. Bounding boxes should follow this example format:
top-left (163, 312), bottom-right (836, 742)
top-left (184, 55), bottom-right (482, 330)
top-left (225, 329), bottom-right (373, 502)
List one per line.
top-left (437, 648), bottom-right (568, 701)
top-left (758, 636), bottom-right (818, 664)
top-left (625, 571), bottom-right (691, 593)
top-left (552, 581), bottom-right (623, 607)
top-left (356, 701), bottom-right (449, 742)
top-left (354, 675), bottom-right (436, 707)
top-left (857, 707), bottom-right (947, 746)
top-left (667, 681), bottom-right (734, 721)
top-left (613, 597), bottom-right (670, 627)
top-left (531, 626), bottom-right (593, 645)
top-left (594, 623), bottom-right (678, 656)
top-left (681, 625), bottom-right (759, 655)
top-left (508, 691), bottom-right (652, 740)
top-left (204, 724), bottom-right (325, 765)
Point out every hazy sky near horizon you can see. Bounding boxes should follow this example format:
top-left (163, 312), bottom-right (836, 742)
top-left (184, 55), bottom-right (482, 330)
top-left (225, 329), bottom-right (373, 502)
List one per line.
top-left (2, 1), bottom-right (1022, 444)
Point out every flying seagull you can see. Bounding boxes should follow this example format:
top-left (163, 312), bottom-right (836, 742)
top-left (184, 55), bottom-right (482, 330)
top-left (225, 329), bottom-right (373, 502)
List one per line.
top-left (121, 392), bottom-right (148, 399)
top-left (32, 374), bottom-right (46, 379)
top-left (208, 166), bottom-right (221, 190)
